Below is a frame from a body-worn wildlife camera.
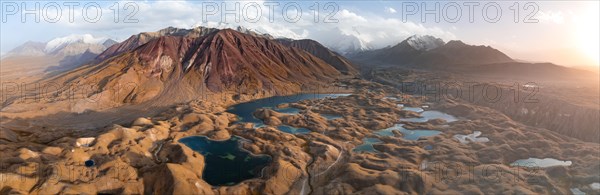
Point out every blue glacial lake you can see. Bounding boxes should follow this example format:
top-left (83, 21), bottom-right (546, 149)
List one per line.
top-left (376, 124), bottom-right (442, 140)
top-left (353, 137), bottom-right (383, 153)
top-left (227, 94), bottom-right (350, 134)
top-left (179, 136), bottom-right (272, 186)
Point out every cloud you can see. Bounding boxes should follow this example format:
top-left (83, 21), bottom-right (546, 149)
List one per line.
top-left (537, 11), bottom-right (565, 24)
top-left (32, 1), bottom-right (456, 53)
top-left (307, 9), bottom-right (456, 51)
top-left (385, 7), bottom-right (397, 14)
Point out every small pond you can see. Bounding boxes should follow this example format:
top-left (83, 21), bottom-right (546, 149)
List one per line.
top-left (401, 111), bottom-right (458, 123)
top-left (510, 158), bottom-right (572, 168)
top-left (277, 125), bottom-right (311, 134)
top-left (352, 137), bottom-right (382, 153)
top-left (424, 145), bottom-right (434, 150)
top-left (376, 124), bottom-right (442, 141)
top-left (402, 107), bottom-right (424, 113)
top-left (321, 113), bottom-right (343, 120)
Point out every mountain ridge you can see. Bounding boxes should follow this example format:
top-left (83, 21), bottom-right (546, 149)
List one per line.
top-left (276, 38), bottom-right (358, 75)
top-left (349, 35), bottom-right (514, 68)
top-left (39, 28), bottom-right (354, 110)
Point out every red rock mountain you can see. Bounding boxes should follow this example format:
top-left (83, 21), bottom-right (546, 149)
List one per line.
top-left (95, 27), bottom-right (220, 62)
top-left (52, 29), bottom-right (353, 105)
top-left (95, 26), bottom-right (274, 62)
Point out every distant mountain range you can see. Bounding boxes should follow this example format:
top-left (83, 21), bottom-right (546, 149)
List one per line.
top-left (3, 26), bottom-right (594, 100)
top-left (348, 35), bottom-right (595, 79)
top-left (1, 34), bottom-right (117, 76)
top-left (3, 41), bottom-right (46, 57)
top-left (349, 35), bottom-right (514, 68)
top-left (5, 34), bottom-right (116, 59)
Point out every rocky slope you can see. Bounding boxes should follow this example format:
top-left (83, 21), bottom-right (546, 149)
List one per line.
top-left (95, 26), bottom-right (273, 62)
top-left (95, 27), bottom-right (219, 62)
top-left (84, 28), bottom-right (345, 98)
top-left (276, 38), bottom-right (358, 75)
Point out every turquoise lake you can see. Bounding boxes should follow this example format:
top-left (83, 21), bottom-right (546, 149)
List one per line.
top-left (179, 136), bottom-right (272, 186)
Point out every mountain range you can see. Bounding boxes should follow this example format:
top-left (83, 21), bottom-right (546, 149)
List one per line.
top-left (1, 34), bottom-right (117, 81)
top-left (4, 34), bottom-right (116, 61)
top-left (41, 27), bottom-right (357, 109)
top-left (3, 26), bottom-right (595, 108)
top-left (348, 35), bottom-right (595, 79)
top-left (349, 35), bottom-right (514, 68)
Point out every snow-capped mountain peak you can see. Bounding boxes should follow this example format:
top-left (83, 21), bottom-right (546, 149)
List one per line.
top-left (192, 22), bottom-right (278, 39)
top-left (322, 34), bottom-right (373, 55)
top-left (45, 34), bottom-right (108, 53)
top-left (406, 35), bottom-right (445, 51)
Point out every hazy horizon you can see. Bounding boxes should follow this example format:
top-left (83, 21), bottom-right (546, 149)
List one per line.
top-left (1, 1), bottom-right (599, 67)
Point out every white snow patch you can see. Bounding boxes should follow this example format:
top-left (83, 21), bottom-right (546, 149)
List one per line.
top-left (75, 137), bottom-right (96, 147)
top-left (45, 34), bottom-right (108, 53)
top-left (407, 35), bottom-right (445, 51)
top-left (325, 33), bottom-right (373, 55)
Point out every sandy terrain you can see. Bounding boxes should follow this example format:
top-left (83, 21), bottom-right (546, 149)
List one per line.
top-left (1, 79), bottom-right (598, 194)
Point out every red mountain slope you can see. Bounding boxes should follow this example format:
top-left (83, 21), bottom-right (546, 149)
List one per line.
top-left (51, 29), bottom-right (348, 106)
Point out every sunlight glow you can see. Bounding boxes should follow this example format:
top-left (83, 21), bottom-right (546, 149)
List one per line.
top-left (575, 4), bottom-right (600, 66)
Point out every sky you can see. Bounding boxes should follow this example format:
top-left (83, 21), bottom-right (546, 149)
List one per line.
top-left (1, 0), bottom-right (598, 67)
